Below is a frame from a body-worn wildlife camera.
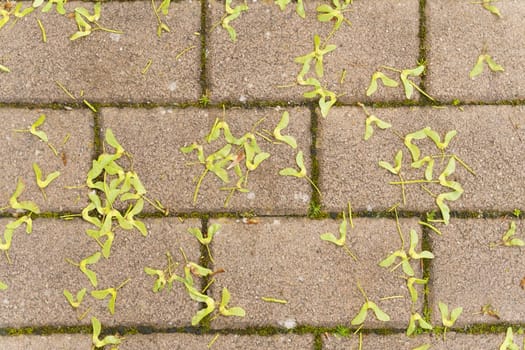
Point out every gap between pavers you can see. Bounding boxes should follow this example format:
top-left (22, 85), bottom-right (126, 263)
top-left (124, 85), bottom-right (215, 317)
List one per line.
top-left (206, 0), bottom-right (420, 104)
top-left (207, 217), bottom-right (424, 329)
top-left (318, 105), bottom-right (525, 213)
top-left (0, 1), bottom-right (201, 104)
top-left (426, 0), bottom-right (525, 102)
top-left (429, 218), bottom-right (525, 326)
top-left (0, 218), bottom-right (201, 328)
top-left (0, 109), bottom-right (93, 213)
top-left (101, 106), bottom-right (312, 215)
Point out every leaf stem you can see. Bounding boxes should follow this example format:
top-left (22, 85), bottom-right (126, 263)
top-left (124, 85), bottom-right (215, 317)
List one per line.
top-left (193, 168), bottom-right (209, 204)
top-left (408, 80), bottom-right (435, 101)
top-left (390, 179), bottom-right (440, 185)
top-left (305, 175), bottom-right (322, 198)
top-left (343, 244), bottom-right (358, 261)
top-left (65, 258), bottom-right (80, 267)
top-left (116, 278), bottom-right (131, 290)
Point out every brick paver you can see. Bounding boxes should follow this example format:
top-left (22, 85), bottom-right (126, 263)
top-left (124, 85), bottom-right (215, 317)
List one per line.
top-left (0, 0), bottom-right (523, 349)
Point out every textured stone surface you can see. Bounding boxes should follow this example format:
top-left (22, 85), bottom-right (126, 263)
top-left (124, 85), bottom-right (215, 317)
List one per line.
top-left (323, 332), bottom-right (509, 350)
top-left (207, 0), bottom-right (420, 104)
top-left (426, 0), bottom-right (525, 102)
top-left (0, 1), bottom-right (201, 103)
top-left (0, 109), bottom-right (93, 213)
top-left (209, 217), bottom-right (422, 329)
top-left (102, 106), bottom-right (312, 214)
top-left (0, 218), bottom-right (201, 328)
top-left (430, 218), bottom-right (525, 326)
top-left (0, 1), bottom-right (524, 348)
top-left (318, 105), bottom-right (525, 213)
top-left (120, 333), bottom-right (315, 350)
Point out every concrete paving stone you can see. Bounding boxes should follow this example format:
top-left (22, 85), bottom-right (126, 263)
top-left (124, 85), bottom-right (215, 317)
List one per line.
top-left (206, 0), bottom-right (420, 104)
top-left (429, 218), bottom-right (525, 326)
top-left (208, 217), bottom-right (423, 329)
top-left (426, 0), bottom-right (525, 102)
top-left (119, 333), bottom-right (315, 350)
top-left (0, 334), bottom-right (90, 350)
top-left (0, 108), bottom-right (93, 213)
top-left (318, 105), bottom-right (525, 213)
top-left (0, 217), bottom-right (201, 328)
top-left (0, 1), bottom-right (201, 104)
top-left (323, 332), bottom-right (509, 349)
top-left (101, 106), bottom-right (312, 214)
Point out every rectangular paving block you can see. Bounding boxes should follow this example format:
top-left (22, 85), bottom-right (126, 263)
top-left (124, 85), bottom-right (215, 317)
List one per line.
top-left (208, 217), bottom-right (423, 329)
top-left (120, 333), bottom-right (315, 350)
top-left (0, 218), bottom-right (201, 328)
top-left (318, 105), bottom-right (525, 213)
top-left (429, 218), bottom-right (525, 326)
top-left (0, 334), bottom-right (90, 350)
top-left (426, 0), bottom-right (525, 102)
top-left (0, 108), bottom-right (93, 213)
top-left (0, 1), bottom-right (201, 103)
top-left (101, 106), bottom-right (312, 215)
top-left (323, 332), bottom-right (509, 349)
top-left (206, 0), bottom-right (420, 103)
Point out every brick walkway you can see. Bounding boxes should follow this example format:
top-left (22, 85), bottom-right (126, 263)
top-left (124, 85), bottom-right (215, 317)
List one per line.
top-left (0, 0), bottom-right (524, 349)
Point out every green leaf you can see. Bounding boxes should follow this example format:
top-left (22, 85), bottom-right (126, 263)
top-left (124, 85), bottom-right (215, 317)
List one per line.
top-left (407, 277), bottom-right (427, 304)
top-left (105, 128), bottom-right (125, 155)
top-left (91, 316), bottom-right (121, 348)
top-left (273, 111), bottom-right (297, 149)
top-left (144, 267), bottom-right (167, 292)
top-left (436, 157), bottom-right (464, 225)
top-left (369, 301), bottom-right (390, 321)
top-left (219, 287), bottom-right (246, 317)
top-left (469, 54), bottom-right (486, 78)
top-left (296, 0), bottom-right (305, 18)
top-left (404, 127), bottom-right (430, 162)
top-left (439, 301), bottom-right (462, 328)
top-left (482, 1), bottom-right (501, 17)
top-left (274, 0), bottom-right (291, 11)
top-left (470, 54), bottom-right (504, 78)
top-left (378, 150), bottom-right (402, 175)
top-left (412, 345), bottom-right (431, 350)
top-left (364, 115), bottom-right (392, 140)
top-left (70, 30), bottom-right (91, 41)
top-left (64, 288), bottom-right (87, 308)
top-left (486, 55), bottom-right (504, 72)
top-left (501, 221), bottom-right (524, 246)
top-left (0, 64), bottom-right (9, 73)
top-left (42, 0), bottom-right (66, 15)
top-left (411, 156), bottom-right (434, 181)
top-left (0, 281), bottom-right (7, 290)
top-left (79, 252), bottom-right (101, 287)
top-left (33, 163), bottom-right (60, 189)
top-left (366, 71), bottom-right (399, 96)
top-left (319, 92), bottom-right (337, 118)
top-left (279, 151), bottom-right (307, 178)
top-left (500, 327), bottom-right (520, 350)
top-left (158, 0), bottom-right (172, 15)
top-left (9, 178), bottom-right (40, 214)
top-left (400, 65), bottom-right (424, 99)
top-left (91, 288), bottom-right (118, 315)
top-left (29, 114), bottom-right (48, 142)
top-left (350, 303), bottom-right (369, 325)
top-left (320, 212), bottom-right (347, 246)
top-left (316, 0), bottom-right (351, 31)
top-left (222, 0), bottom-right (248, 42)
top-left (185, 284), bottom-right (216, 326)
top-left (408, 229), bottom-right (434, 260)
